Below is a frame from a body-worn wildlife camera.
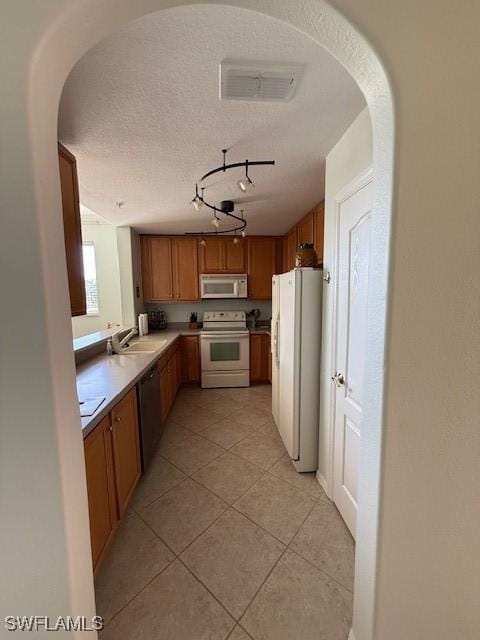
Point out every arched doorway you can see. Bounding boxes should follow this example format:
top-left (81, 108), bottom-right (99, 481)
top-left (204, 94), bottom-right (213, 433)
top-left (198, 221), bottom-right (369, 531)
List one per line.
top-left (4, 2), bottom-right (394, 638)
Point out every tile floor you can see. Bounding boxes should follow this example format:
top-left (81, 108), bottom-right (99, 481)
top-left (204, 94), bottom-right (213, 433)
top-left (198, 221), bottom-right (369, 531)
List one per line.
top-left (97, 384), bottom-right (355, 640)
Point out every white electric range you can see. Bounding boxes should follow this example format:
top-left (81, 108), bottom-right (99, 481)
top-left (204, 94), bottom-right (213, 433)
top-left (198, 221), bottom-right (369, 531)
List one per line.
top-left (200, 311), bottom-right (250, 388)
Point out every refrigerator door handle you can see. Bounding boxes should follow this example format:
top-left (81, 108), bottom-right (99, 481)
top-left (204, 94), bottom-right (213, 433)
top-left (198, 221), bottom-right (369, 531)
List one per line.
top-left (275, 316), bottom-right (280, 366)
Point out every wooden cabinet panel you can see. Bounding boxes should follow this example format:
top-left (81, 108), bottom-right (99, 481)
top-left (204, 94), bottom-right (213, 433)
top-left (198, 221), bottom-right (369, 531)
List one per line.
top-left (297, 210), bottom-right (315, 246)
top-left (250, 334), bottom-right (270, 382)
top-left (224, 238), bottom-right (245, 272)
top-left (313, 202), bottom-right (325, 263)
top-left (58, 143), bottom-right (86, 316)
top-left (159, 363), bottom-right (170, 423)
top-left (198, 237), bottom-right (224, 273)
top-left (181, 335), bottom-right (200, 383)
top-left (247, 237), bottom-right (277, 300)
top-left (84, 415), bottom-right (117, 571)
top-left (172, 237), bottom-right (199, 300)
top-left (110, 388), bottom-right (141, 517)
top-left (286, 227), bottom-right (298, 271)
top-left (141, 236), bottom-right (173, 302)
top-left (198, 236), bottom-right (245, 273)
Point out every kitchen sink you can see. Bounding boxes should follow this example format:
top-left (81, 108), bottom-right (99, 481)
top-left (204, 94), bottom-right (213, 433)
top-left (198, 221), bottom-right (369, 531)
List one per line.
top-left (121, 340), bottom-right (167, 354)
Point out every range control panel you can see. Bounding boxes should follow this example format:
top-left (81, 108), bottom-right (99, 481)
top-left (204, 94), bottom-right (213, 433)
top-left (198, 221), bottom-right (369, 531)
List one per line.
top-left (202, 311), bottom-right (246, 322)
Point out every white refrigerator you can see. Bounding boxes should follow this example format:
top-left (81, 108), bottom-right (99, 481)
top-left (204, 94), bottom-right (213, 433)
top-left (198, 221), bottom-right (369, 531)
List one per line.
top-left (271, 268), bottom-right (323, 472)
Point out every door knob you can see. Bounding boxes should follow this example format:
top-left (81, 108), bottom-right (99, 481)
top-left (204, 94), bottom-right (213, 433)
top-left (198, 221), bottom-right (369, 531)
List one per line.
top-left (332, 372), bottom-right (345, 388)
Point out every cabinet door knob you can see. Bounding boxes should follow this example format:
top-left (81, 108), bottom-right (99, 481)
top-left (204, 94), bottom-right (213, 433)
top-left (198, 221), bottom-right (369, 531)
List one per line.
top-left (115, 416), bottom-right (122, 423)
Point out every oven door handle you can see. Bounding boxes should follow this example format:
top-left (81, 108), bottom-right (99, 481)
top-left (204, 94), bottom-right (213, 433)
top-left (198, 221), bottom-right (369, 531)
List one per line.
top-left (200, 332), bottom-right (249, 339)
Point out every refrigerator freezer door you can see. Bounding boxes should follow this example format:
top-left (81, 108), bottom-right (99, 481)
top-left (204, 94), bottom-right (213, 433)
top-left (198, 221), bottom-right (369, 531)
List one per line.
top-left (277, 271), bottom-right (300, 459)
top-left (271, 275), bottom-right (280, 426)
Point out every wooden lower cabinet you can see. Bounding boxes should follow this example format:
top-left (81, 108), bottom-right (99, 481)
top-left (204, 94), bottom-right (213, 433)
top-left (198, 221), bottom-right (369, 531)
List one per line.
top-left (84, 387), bottom-right (140, 572)
top-left (250, 334), bottom-right (270, 382)
top-left (84, 416), bottom-right (117, 571)
top-left (110, 388), bottom-right (141, 517)
top-left (181, 335), bottom-right (200, 383)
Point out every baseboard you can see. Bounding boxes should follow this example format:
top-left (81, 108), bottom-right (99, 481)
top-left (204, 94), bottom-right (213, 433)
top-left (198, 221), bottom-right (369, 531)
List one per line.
top-left (316, 470), bottom-right (328, 494)
top-left (348, 629), bottom-right (356, 640)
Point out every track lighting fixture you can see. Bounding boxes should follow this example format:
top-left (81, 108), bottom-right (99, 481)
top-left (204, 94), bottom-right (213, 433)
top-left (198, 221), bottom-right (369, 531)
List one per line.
top-left (187, 149), bottom-right (275, 237)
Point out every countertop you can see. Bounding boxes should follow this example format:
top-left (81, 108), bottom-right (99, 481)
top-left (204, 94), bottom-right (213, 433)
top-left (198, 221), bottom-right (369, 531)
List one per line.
top-left (77, 329), bottom-right (200, 438)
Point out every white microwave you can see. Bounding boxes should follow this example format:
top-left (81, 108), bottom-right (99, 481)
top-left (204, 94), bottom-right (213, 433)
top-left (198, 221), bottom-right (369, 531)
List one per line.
top-left (200, 274), bottom-right (248, 299)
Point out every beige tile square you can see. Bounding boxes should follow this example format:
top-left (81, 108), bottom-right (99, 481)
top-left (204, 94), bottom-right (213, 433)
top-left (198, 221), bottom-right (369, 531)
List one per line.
top-left (290, 499), bottom-right (355, 591)
top-left (181, 509), bottom-right (284, 619)
top-left (95, 512), bottom-right (174, 624)
top-left (161, 434), bottom-right (225, 474)
top-left (193, 452), bottom-right (264, 504)
top-left (269, 454), bottom-right (325, 499)
top-left (174, 406), bottom-right (226, 432)
top-left (257, 419), bottom-right (284, 445)
top-left (158, 420), bottom-right (192, 451)
top-left (241, 550), bottom-right (352, 640)
top-left (207, 397), bottom-right (245, 417)
top-left (234, 474), bottom-right (315, 543)
top-left (140, 478), bottom-right (227, 554)
top-left (130, 455), bottom-right (186, 509)
top-left (202, 417), bottom-right (254, 449)
top-left (231, 406), bottom-right (272, 428)
top-left (230, 432), bottom-right (285, 470)
top-left (100, 560), bottom-right (234, 640)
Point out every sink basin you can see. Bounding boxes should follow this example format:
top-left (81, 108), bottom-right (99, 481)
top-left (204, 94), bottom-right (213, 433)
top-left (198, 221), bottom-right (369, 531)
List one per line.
top-left (121, 340), bottom-right (167, 354)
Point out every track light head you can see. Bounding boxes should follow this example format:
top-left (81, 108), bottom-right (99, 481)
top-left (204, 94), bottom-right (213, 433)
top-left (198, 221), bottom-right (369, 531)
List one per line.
top-left (237, 175), bottom-right (254, 193)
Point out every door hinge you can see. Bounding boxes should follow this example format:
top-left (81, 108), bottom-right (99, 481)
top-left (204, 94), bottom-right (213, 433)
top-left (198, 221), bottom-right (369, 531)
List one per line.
top-left (323, 271), bottom-right (331, 284)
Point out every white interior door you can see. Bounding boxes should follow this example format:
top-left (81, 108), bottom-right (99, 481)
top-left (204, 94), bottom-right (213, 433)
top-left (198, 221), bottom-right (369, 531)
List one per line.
top-left (333, 176), bottom-right (373, 537)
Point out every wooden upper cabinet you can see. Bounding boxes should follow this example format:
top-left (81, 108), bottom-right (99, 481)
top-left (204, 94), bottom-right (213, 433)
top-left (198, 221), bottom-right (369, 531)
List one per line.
top-left (198, 237), bottom-right (224, 272)
top-left (141, 236), bottom-right (199, 302)
top-left (286, 227), bottom-right (298, 271)
top-left (198, 236), bottom-right (245, 273)
top-left (58, 143), bottom-right (86, 316)
top-left (247, 237), bottom-right (277, 299)
top-left (224, 238), bottom-right (245, 272)
top-left (141, 236), bottom-right (173, 302)
top-left (110, 388), bottom-right (141, 517)
top-left (172, 237), bottom-right (199, 300)
top-left (297, 210), bottom-right (315, 246)
top-left (313, 202), bottom-right (325, 263)
top-left (84, 415), bottom-right (117, 572)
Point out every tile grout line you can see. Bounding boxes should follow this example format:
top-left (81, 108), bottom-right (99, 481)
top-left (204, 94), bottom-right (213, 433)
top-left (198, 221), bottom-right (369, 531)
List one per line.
top-left (99, 553), bottom-right (177, 631)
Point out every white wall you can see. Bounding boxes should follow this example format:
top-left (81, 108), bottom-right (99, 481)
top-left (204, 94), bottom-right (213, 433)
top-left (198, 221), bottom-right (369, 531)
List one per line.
top-left (318, 107), bottom-right (372, 484)
top-left (117, 226), bottom-right (144, 328)
top-left (71, 221), bottom-right (123, 338)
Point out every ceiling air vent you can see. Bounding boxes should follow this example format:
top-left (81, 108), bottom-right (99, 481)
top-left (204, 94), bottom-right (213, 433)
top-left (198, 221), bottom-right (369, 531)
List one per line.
top-left (220, 61), bottom-right (302, 103)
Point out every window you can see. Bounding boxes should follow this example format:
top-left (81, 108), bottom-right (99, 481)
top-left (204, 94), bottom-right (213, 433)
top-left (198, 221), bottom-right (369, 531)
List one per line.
top-left (82, 243), bottom-right (99, 315)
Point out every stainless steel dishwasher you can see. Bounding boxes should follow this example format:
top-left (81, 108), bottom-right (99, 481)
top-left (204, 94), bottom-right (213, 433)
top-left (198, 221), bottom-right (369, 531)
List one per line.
top-left (137, 364), bottom-right (162, 470)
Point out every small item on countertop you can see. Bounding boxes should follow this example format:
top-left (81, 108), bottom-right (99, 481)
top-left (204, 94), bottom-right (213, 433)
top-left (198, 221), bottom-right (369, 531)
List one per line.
top-left (139, 313), bottom-right (149, 336)
top-left (295, 242), bottom-right (318, 267)
top-left (148, 309), bottom-right (166, 330)
top-left (189, 311), bottom-right (200, 329)
top-left (106, 338), bottom-right (113, 355)
top-left (79, 396), bottom-right (106, 417)
top-left (247, 308), bottom-right (261, 329)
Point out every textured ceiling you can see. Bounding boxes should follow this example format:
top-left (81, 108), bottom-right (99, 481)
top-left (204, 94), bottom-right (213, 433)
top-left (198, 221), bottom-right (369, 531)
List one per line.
top-left (58, 4), bottom-right (364, 235)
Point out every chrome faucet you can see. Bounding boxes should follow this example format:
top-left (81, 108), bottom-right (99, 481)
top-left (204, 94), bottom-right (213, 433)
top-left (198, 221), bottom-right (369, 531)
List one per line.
top-left (111, 327), bottom-right (138, 354)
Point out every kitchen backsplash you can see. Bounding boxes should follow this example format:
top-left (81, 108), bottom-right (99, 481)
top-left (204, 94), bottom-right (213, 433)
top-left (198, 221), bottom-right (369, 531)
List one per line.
top-left (145, 299), bottom-right (272, 324)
